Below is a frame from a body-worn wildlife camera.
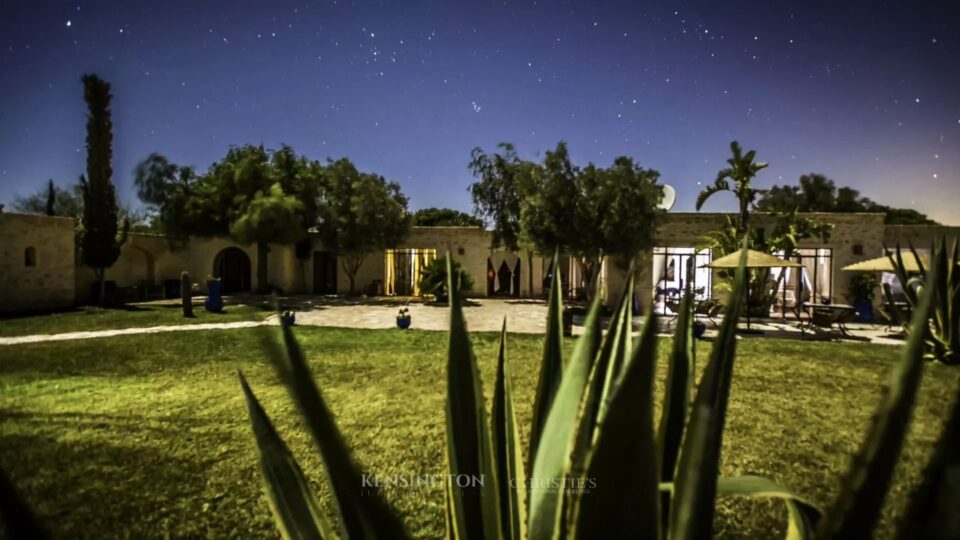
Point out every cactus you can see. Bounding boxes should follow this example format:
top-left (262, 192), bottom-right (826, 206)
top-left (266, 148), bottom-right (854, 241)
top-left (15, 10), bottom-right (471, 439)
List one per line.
top-left (180, 271), bottom-right (194, 318)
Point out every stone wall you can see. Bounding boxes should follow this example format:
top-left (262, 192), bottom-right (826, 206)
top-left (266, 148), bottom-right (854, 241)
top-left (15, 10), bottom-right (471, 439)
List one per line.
top-left (0, 212), bottom-right (76, 312)
top-left (884, 225), bottom-right (960, 247)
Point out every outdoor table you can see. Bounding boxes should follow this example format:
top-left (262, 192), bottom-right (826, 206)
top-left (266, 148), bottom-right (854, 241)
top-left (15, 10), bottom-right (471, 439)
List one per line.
top-left (801, 302), bottom-right (858, 336)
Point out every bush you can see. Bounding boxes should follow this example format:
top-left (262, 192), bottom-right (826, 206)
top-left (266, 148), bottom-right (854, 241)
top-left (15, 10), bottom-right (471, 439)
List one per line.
top-left (848, 272), bottom-right (878, 302)
top-left (418, 256), bottom-right (474, 301)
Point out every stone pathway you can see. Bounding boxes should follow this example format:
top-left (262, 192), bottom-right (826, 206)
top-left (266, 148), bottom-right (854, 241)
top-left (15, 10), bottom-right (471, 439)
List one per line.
top-left (290, 298), bottom-right (550, 333)
top-left (0, 320), bottom-right (270, 346)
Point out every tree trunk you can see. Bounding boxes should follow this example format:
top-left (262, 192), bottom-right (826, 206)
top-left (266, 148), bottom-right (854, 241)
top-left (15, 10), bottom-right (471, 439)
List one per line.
top-left (96, 268), bottom-right (106, 306)
top-left (256, 241), bottom-right (270, 294)
top-left (526, 250), bottom-right (534, 297)
top-left (739, 194), bottom-right (751, 237)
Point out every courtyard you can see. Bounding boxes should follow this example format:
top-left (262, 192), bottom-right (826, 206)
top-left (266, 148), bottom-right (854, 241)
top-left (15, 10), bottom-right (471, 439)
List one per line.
top-left (0, 299), bottom-right (954, 538)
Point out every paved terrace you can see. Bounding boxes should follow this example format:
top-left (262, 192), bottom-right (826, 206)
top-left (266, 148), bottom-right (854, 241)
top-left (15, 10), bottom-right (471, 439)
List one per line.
top-left (0, 296), bottom-right (907, 346)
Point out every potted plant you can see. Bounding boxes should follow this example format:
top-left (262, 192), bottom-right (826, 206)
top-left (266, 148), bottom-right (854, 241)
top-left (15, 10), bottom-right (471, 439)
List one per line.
top-left (280, 310), bottom-right (296, 326)
top-left (205, 276), bottom-right (224, 312)
top-left (396, 307), bottom-right (411, 329)
top-left (848, 272), bottom-right (878, 322)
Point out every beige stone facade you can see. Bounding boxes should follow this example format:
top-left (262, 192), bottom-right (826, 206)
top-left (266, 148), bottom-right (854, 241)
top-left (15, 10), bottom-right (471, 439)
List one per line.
top-left (0, 213), bottom-right (76, 312)
top-left (2, 211), bottom-right (958, 313)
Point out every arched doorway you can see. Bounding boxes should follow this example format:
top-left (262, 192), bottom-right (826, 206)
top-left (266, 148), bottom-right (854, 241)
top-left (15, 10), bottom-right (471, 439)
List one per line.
top-left (214, 247), bottom-right (251, 294)
top-left (487, 256), bottom-right (521, 298)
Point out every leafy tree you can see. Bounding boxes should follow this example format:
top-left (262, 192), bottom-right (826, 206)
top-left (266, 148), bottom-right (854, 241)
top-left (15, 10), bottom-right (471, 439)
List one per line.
top-left (695, 141), bottom-right (768, 236)
top-left (469, 143), bottom-right (537, 294)
top-left (230, 183), bottom-right (305, 291)
top-left (316, 158), bottom-right (412, 294)
top-left (133, 152), bottom-right (197, 235)
top-left (412, 207), bottom-right (483, 227)
top-left (135, 145), bottom-right (324, 293)
top-left (572, 156), bottom-right (663, 281)
top-left (469, 143), bottom-right (528, 250)
top-left (11, 181), bottom-right (82, 218)
top-left (757, 173), bottom-right (938, 225)
top-left (523, 144), bottom-right (664, 299)
top-left (78, 74), bottom-right (128, 305)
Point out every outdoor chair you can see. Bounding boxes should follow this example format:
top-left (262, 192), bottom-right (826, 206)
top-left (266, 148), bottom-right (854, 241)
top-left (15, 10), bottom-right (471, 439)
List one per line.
top-left (695, 301), bottom-right (724, 327)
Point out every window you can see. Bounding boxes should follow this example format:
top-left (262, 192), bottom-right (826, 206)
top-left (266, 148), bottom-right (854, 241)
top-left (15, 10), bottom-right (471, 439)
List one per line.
top-left (385, 249), bottom-right (437, 295)
top-left (652, 247), bottom-right (712, 314)
top-left (24, 247), bottom-right (36, 267)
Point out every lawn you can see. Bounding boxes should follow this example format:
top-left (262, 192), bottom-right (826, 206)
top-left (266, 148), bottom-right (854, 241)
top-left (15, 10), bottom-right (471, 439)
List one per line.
top-left (0, 326), bottom-right (955, 538)
top-left (0, 303), bottom-right (271, 337)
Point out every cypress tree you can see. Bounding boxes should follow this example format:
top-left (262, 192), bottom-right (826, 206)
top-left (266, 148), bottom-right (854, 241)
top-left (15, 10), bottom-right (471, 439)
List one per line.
top-left (79, 74), bottom-right (128, 305)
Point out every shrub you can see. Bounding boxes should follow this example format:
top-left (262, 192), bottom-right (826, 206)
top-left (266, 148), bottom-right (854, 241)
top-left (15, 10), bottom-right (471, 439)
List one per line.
top-left (240, 252), bottom-right (957, 539)
top-left (884, 239), bottom-right (959, 365)
top-left (418, 256), bottom-right (474, 302)
top-left (848, 272), bottom-right (878, 303)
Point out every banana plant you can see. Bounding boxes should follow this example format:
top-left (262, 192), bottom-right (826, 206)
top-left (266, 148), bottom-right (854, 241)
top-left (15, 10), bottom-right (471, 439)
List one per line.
top-left (883, 238), bottom-right (959, 365)
top-left (242, 247), bottom-right (948, 539)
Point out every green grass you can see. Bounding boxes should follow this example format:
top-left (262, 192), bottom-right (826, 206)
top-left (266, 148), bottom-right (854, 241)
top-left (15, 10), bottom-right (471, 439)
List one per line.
top-left (0, 303), bottom-right (271, 337)
top-left (0, 327), bottom-right (955, 538)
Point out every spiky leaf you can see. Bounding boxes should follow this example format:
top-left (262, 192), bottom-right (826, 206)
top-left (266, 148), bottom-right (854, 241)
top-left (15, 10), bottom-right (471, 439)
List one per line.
top-left (269, 318), bottom-right (407, 539)
top-left (492, 320), bottom-right (528, 540)
top-left (814, 251), bottom-right (937, 539)
top-left (529, 252), bottom-right (565, 465)
top-left (239, 372), bottom-right (332, 540)
top-left (445, 255), bottom-right (501, 540)
top-left (669, 245), bottom-right (747, 540)
top-left (569, 308), bottom-right (660, 538)
top-left (528, 297), bottom-right (602, 538)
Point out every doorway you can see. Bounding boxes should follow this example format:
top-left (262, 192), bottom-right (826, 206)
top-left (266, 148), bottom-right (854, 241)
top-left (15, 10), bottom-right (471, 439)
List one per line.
top-left (213, 247), bottom-right (252, 294)
top-left (313, 251), bottom-right (338, 294)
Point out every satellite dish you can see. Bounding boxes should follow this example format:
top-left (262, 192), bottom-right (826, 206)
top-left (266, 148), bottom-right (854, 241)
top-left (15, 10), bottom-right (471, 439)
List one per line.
top-left (659, 184), bottom-right (677, 211)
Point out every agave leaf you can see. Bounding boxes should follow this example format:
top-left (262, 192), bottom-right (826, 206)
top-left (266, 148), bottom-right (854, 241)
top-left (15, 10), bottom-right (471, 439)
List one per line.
top-left (492, 320), bottom-right (528, 540)
top-left (659, 475), bottom-right (822, 540)
top-left (529, 251), bottom-right (565, 466)
top-left (239, 371), bottom-right (332, 540)
top-left (814, 251), bottom-right (938, 539)
top-left (569, 308), bottom-right (660, 538)
top-left (270, 318), bottom-right (407, 538)
top-left (657, 281), bottom-right (695, 534)
top-left (669, 245), bottom-right (747, 540)
top-left (445, 255), bottom-right (501, 540)
top-left (894, 377), bottom-right (960, 540)
top-left (596, 269), bottom-right (635, 423)
top-left (528, 296), bottom-right (603, 539)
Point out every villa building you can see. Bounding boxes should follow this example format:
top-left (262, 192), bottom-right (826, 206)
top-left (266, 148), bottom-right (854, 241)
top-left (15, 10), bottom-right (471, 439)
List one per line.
top-left (1, 209), bottom-right (957, 314)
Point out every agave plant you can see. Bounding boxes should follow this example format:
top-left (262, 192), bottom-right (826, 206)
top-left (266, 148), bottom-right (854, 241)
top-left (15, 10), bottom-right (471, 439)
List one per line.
top-left (240, 249), bottom-right (954, 539)
top-left (883, 239), bottom-right (959, 365)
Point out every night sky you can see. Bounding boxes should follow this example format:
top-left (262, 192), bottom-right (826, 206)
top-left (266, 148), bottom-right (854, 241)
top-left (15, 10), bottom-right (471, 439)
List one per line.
top-left (1, 1), bottom-right (958, 223)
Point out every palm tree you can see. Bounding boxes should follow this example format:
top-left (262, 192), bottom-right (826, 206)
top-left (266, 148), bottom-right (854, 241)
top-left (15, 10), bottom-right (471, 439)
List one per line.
top-left (695, 141), bottom-right (768, 236)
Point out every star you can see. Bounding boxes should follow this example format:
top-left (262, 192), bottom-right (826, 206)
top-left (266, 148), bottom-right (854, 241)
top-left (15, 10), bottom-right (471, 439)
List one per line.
top-left (66, 20), bottom-right (72, 27)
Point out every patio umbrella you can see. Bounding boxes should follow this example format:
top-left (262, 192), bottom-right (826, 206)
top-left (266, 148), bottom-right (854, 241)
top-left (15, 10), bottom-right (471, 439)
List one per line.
top-left (703, 248), bottom-right (801, 332)
top-left (841, 252), bottom-right (929, 273)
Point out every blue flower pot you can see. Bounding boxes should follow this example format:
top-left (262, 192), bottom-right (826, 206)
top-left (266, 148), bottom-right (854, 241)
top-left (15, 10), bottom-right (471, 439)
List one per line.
top-left (854, 299), bottom-right (874, 323)
top-left (693, 321), bottom-right (707, 339)
top-left (205, 281), bottom-right (223, 312)
top-left (397, 317), bottom-right (412, 329)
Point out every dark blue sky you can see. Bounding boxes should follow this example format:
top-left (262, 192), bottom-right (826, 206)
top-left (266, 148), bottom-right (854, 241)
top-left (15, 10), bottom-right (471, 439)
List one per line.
top-left (1, 1), bottom-right (958, 222)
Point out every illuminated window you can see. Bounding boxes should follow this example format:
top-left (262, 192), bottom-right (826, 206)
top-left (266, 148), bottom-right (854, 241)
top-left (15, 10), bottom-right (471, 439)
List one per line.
top-left (385, 249), bottom-right (437, 296)
top-left (24, 247), bottom-right (37, 267)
